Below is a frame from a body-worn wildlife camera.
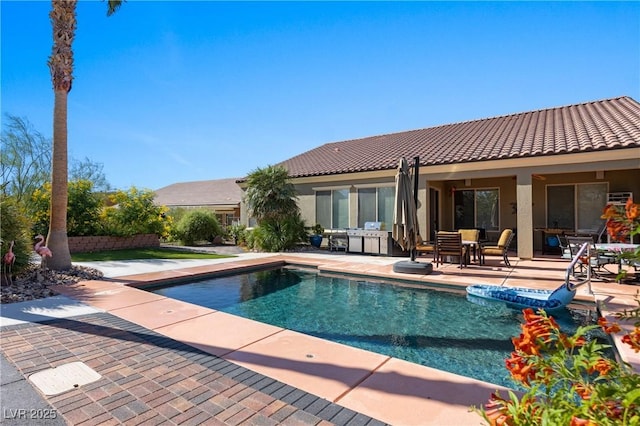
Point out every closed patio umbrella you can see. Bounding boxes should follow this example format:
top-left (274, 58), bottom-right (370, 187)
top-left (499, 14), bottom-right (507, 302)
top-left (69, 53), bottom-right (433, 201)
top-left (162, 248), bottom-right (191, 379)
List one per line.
top-left (392, 157), bottom-right (419, 257)
top-left (392, 156), bottom-right (433, 274)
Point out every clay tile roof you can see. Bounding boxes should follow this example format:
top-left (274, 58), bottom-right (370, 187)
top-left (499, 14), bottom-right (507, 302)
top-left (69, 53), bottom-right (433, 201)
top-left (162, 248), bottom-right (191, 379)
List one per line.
top-left (154, 178), bottom-right (242, 207)
top-left (277, 96), bottom-right (640, 178)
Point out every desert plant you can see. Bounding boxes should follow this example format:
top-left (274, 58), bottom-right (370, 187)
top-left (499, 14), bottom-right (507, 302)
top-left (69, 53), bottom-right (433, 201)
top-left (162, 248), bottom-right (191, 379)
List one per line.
top-left (0, 115), bottom-right (52, 206)
top-left (244, 227), bottom-right (257, 250)
top-left (174, 209), bottom-right (223, 246)
top-left (0, 197), bottom-right (32, 276)
top-left (252, 214), bottom-right (307, 252)
top-left (244, 165), bottom-right (299, 223)
top-left (228, 223), bottom-right (247, 245)
top-left (244, 165), bottom-right (306, 252)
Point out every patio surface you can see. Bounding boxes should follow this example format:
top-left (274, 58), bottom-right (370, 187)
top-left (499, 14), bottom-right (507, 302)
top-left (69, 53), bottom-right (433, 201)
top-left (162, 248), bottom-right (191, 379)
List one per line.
top-left (1, 249), bottom-right (639, 425)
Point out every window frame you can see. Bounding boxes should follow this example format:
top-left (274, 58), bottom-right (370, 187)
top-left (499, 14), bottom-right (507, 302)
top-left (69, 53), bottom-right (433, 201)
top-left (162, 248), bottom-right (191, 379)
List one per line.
top-left (356, 185), bottom-right (395, 229)
top-left (315, 187), bottom-right (350, 230)
top-left (453, 187), bottom-right (500, 231)
top-left (545, 182), bottom-right (608, 232)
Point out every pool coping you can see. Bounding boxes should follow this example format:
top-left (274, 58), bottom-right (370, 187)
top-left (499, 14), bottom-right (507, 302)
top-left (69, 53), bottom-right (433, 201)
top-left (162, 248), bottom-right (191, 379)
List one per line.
top-left (42, 253), bottom-right (640, 425)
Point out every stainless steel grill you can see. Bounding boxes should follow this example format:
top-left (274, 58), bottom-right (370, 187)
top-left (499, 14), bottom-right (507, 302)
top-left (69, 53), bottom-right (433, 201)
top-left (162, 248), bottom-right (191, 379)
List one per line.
top-left (347, 223), bottom-right (392, 255)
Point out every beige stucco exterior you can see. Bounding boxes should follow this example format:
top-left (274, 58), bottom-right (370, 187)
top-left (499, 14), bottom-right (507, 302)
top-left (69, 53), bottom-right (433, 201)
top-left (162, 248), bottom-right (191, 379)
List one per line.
top-left (240, 148), bottom-right (640, 260)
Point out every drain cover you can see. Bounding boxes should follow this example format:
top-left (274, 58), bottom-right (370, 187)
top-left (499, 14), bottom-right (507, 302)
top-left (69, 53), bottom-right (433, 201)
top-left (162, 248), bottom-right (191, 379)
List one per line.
top-left (29, 362), bottom-right (101, 395)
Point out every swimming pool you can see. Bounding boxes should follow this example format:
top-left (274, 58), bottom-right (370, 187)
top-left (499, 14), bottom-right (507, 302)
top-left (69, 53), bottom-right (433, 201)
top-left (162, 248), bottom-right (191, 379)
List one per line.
top-left (148, 266), bottom-right (602, 388)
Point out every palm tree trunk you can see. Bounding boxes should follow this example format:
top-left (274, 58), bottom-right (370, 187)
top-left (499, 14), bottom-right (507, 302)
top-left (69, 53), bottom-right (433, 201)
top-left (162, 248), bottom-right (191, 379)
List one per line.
top-left (47, 89), bottom-right (72, 270)
top-left (45, 0), bottom-right (120, 270)
top-left (46, 0), bottom-right (76, 271)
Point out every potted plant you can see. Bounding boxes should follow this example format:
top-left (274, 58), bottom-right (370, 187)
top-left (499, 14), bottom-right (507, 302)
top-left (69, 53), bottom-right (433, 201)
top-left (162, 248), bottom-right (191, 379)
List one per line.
top-left (309, 224), bottom-right (324, 248)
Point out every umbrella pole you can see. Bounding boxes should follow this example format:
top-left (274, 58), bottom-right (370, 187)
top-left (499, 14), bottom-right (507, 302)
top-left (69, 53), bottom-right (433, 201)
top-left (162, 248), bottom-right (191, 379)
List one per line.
top-left (411, 156), bottom-right (420, 262)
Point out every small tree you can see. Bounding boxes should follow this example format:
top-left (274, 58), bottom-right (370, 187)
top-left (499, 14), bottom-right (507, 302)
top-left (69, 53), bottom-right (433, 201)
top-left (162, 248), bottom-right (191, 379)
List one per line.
top-left (244, 165), bottom-right (299, 223)
top-left (0, 115), bottom-right (52, 205)
top-left (70, 157), bottom-right (111, 193)
top-left (28, 180), bottom-right (103, 237)
top-left (174, 210), bottom-right (223, 246)
top-left (101, 187), bottom-right (170, 238)
top-left (244, 165), bottom-right (306, 252)
top-left (67, 180), bottom-right (103, 236)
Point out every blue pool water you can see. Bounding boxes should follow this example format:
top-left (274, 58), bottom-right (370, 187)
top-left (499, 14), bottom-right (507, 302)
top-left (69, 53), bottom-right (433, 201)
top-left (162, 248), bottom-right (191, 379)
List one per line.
top-left (149, 267), bottom-right (601, 388)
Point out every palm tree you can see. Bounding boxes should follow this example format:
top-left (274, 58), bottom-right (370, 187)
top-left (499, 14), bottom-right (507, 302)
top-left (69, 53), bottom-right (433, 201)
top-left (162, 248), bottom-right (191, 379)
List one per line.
top-left (244, 165), bottom-right (300, 223)
top-left (244, 165), bottom-right (307, 252)
top-left (46, 0), bottom-right (122, 270)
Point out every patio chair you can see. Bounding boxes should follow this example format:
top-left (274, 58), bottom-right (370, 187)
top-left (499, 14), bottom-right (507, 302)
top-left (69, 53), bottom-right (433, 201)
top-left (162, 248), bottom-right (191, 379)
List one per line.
top-left (436, 231), bottom-right (468, 268)
top-left (458, 229), bottom-right (480, 262)
top-left (479, 229), bottom-right (514, 266)
top-left (328, 232), bottom-right (348, 252)
top-left (566, 236), bottom-right (616, 279)
top-left (556, 234), bottom-right (572, 259)
top-left (415, 235), bottom-right (435, 260)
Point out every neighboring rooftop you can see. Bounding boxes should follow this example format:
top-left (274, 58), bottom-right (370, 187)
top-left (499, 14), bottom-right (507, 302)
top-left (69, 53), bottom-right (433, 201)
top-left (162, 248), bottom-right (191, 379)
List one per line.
top-left (154, 178), bottom-right (242, 208)
top-left (277, 96), bottom-right (640, 178)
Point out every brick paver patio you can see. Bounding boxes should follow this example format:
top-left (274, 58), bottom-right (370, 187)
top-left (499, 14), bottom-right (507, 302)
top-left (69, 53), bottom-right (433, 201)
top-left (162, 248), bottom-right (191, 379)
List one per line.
top-left (1, 312), bottom-right (384, 425)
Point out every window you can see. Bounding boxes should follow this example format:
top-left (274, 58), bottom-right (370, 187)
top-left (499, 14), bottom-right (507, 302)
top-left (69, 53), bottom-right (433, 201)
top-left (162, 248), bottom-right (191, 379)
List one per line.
top-left (454, 189), bottom-right (499, 231)
top-left (358, 188), bottom-right (376, 226)
top-left (316, 189), bottom-right (349, 229)
top-left (357, 187), bottom-right (395, 229)
top-left (546, 183), bottom-right (607, 231)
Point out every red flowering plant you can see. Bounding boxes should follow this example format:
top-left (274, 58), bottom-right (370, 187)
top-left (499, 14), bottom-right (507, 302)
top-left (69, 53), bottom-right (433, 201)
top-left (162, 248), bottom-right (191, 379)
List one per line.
top-left (475, 306), bottom-right (640, 425)
top-left (601, 197), bottom-right (640, 281)
top-left (476, 198), bottom-right (640, 425)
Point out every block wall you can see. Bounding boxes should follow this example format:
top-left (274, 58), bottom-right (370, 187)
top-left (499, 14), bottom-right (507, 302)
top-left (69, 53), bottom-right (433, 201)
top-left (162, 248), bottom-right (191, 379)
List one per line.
top-left (67, 234), bottom-right (160, 253)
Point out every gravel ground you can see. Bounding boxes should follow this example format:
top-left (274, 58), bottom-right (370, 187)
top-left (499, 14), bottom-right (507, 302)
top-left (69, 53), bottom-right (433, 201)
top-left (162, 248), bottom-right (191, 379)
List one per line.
top-left (1, 264), bottom-right (105, 304)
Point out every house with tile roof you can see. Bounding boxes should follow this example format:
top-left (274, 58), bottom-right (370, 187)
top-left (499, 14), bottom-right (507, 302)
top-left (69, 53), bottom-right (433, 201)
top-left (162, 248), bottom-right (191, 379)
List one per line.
top-left (154, 178), bottom-right (242, 226)
top-left (239, 96), bottom-right (640, 260)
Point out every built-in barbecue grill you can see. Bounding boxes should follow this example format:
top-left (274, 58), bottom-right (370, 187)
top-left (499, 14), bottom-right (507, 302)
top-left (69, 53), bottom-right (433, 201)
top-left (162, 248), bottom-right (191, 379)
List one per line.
top-left (346, 222), bottom-right (393, 255)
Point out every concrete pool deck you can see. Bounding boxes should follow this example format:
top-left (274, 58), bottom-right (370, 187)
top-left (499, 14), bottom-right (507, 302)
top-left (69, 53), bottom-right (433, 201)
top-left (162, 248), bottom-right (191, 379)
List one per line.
top-left (1, 250), bottom-right (639, 425)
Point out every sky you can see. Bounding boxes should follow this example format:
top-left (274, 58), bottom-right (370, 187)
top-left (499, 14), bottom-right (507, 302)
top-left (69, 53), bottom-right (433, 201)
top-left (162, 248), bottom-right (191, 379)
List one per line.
top-left (2, 1), bottom-right (639, 191)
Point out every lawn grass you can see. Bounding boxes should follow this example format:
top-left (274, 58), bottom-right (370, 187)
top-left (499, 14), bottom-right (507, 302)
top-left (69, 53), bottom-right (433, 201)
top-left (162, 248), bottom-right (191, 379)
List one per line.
top-left (71, 248), bottom-right (235, 262)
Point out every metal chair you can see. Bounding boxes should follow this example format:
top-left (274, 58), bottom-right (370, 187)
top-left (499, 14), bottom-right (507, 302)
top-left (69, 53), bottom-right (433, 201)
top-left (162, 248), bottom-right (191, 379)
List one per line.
top-left (415, 235), bottom-right (435, 260)
top-left (480, 229), bottom-right (514, 266)
top-left (556, 234), bottom-right (573, 259)
top-left (566, 236), bottom-right (616, 279)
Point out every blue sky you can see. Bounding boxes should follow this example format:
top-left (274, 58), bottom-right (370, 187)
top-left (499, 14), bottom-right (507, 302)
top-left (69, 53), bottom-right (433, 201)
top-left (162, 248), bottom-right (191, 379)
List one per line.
top-left (2, 1), bottom-right (639, 191)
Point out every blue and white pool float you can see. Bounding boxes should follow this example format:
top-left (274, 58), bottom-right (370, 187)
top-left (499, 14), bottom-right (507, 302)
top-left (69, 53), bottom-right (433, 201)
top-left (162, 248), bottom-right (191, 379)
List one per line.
top-left (466, 283), bottom-right (576, 311)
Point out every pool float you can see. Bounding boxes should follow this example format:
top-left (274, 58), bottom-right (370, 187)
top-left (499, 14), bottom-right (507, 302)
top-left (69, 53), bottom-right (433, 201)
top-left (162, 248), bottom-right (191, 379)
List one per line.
top-left (465, 282), bottom-right (576, 311)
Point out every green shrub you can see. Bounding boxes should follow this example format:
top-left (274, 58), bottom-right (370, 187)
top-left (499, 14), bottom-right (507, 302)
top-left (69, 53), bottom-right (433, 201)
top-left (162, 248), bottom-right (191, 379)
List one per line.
top-left (174, 209), bottom-right (223, 246)
top-left (0, 197), bottom-right (32, 275)
top-left (101, 187), bottom-right (171, 238)
top-left (67, 180), bottom-right (102, 236)
top-left (252, 214), bottom-right (307, 252)
top-left (228, 223), bottom-right (247, 245)
top-left (244, 227), bottom-right (257, 250)
top-left (27, 182), bottom-right (51, 237)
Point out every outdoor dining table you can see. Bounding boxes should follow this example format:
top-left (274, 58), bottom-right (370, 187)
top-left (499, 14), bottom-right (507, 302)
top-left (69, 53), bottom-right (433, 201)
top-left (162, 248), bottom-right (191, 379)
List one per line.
top-left (462, 240), bottom-right (480, 263)
top-left (594, 243), bottom-right (640, 274)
